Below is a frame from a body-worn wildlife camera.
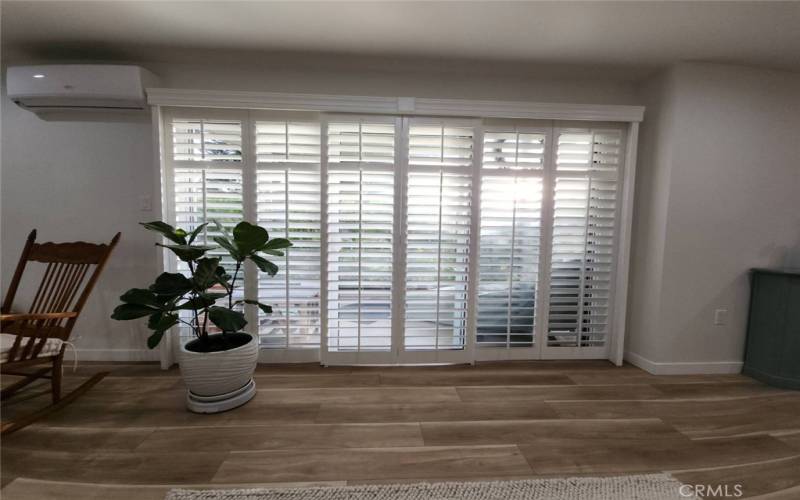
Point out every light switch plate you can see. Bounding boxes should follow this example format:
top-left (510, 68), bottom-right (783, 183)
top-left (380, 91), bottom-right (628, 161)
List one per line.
top-left (139, 194), bottom-right (152, 211)
top-left (714, 308), bottom-right (728, 326)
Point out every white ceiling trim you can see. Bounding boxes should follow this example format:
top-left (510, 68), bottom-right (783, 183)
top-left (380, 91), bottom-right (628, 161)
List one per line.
top-left (146, 88), bottom-right (645, 122)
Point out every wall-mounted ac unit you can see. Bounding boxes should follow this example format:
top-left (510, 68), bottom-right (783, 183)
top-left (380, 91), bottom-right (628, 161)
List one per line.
top-left (6, 64), bottom-right (160, 121)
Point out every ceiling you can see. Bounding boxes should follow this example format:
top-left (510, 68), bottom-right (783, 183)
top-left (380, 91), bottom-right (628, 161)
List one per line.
top-left (3, 1), bottom-right (799, 77)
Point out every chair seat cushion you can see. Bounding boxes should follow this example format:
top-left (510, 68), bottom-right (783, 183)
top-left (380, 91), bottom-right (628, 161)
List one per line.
top-left (0, 333), bottom-right (63, 364)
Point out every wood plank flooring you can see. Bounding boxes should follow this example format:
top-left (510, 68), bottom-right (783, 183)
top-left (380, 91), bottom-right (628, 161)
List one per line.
top-left (2, 361), bottom-right (799, 499)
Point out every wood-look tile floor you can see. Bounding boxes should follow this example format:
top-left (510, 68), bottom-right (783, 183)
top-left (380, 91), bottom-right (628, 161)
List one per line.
top-left (2, 361), bottom-right (800, 499)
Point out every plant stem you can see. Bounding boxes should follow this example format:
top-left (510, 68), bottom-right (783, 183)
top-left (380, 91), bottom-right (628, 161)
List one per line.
top-left (177, 318), bottom-right (196, 329)
top-left (187, 261), bottom-right (203, 341)
top-left (201, 303), bottom-right (209, 337)
top-left (229, 261), bottom-right (242, 309)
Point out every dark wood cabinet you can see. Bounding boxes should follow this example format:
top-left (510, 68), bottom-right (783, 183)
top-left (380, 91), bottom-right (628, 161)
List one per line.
top-left (743, 268), bottom-right (800, 389)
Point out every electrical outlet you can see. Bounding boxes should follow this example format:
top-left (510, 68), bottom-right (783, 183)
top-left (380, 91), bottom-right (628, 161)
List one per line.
top-left (714, 308), bottom-right (728, 326)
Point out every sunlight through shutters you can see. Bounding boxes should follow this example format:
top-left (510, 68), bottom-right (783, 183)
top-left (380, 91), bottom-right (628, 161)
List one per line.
top-left (477, 125), bottom-right (545, 349)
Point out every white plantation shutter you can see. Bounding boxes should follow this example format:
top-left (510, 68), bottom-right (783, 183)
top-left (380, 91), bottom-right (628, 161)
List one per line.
top-left (256, 121), bottom-right (322, 349)
top-left (172, 119), bottom-right (242, 161)
top-left (162, 107), bottom-right (633, 362)
top-left (168, 116), bottom-right (245, 340)
top-left (326, 120), bottom-right (396, 352)
top-left (482, 130), bottom-right (546, 170)
top-left (404, 122), bottom-right (474, 351)
top-left (548, 128), bottom-right (622, 347)
top-left (173, 168), bottom-right (244, 248)
top-left (477, 125), bottom-right (545, 349)
top-left (170, 116), bottom-right (245, 248)
top-left (327, 122), bottom-right (395, 164)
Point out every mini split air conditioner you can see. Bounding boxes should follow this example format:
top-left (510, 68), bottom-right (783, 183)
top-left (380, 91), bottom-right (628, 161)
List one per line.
top-left (6, 65), bottom-right (160, 121)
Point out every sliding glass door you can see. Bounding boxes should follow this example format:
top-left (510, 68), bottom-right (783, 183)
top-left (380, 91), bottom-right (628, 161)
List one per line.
top-left (161, 108), bottom-right (626, 364)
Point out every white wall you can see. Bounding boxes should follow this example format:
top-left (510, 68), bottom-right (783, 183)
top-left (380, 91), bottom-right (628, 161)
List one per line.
top-left (626, 63), bottom-right (800, 374)
top-left (1, 92), bottom-right (160, 361)
top-left (626, 69), bottom-right (678, 363)
top-left (1, 58), bottom-right (640, 361)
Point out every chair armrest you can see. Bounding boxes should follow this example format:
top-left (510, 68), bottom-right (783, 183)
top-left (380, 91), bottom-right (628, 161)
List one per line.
top-left (0, 312), bottom-right (78, 322)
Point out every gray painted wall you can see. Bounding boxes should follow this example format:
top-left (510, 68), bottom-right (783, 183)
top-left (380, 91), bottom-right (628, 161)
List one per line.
top-left (626, 63), bottom-right (800, 372)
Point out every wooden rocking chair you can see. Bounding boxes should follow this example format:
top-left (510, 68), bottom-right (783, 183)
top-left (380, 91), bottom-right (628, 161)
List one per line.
top-left (1, 230), bottom-right (120, 435)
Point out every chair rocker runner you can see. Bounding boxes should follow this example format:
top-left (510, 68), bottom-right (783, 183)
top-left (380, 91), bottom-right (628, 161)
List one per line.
top-left (1, 229), bottom-right (120, 435)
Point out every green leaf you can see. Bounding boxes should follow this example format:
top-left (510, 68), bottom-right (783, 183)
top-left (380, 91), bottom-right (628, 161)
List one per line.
top-left (176, 296), bottom-right (214, 310)
top-left (187, 223), bottom-right (208, 244)
top-left (119, 288), bottom-right (162, 307)
top-left (175, 291), bottom-right (226, 310)
top-left (208, 306), bottom-right (247, 332)
top-left (233, 221), bottom-right (269, 256)
top-left (261, 238), bottom-right (293, 251)
top-left (111, 303), bottom-right (158, 320)
top-left (155, 243), bottom-right (215, 262)
top-left (147, 331), bottom-right (165, 349)
top-left (150, 272), bottom-right (193, 297)
top-left (260, 249), bottom-right (285, 257)
top-left (213, 236), bottom-right (242, 262)
top-left (140, 221), bottom-right (187, 245)
top-left (147, 312), bottom-right (179, 331)
top-left (243, 299), bottom-right (273, 314)
top-left (212, 219), bottom-right (233, 241)
top-left (193, 257), bottom-right (221, 290)
top-left (214, 266), bottom-right (232, 291)
top-left (201, 292), bottom-right (228, 301)
top-left (250, 254), bottom-right (279, 276)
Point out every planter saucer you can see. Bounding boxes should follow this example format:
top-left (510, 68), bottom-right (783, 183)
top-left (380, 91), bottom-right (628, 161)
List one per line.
top-left (186, 378), bottom-right (256, 414)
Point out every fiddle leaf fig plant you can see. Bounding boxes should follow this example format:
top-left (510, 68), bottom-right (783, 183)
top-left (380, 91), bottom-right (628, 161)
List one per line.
top-left (111, 220), bottom-right (292, 351)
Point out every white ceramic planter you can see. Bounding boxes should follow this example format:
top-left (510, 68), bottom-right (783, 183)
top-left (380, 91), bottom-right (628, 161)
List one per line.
top-left (178, 333), bottom-right (258, 402)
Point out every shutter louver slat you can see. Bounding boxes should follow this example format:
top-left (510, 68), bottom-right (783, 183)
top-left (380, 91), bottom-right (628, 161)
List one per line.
top-left (548, 129), bottom-right (621, 347)
top-left (256, 121), bottom-right (322, 349)
top-left (405, 123), bottom-right (473, 351)
top-left (327, 121), bottom-right (395, 352)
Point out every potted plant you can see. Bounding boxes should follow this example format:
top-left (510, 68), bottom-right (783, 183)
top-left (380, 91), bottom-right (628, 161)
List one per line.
top-left (111, 220), bottom-right (290, 413)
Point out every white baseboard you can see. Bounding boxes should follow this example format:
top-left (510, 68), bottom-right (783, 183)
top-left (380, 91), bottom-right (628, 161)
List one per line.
top-left (73, 348), bottom-right (160, 363)
top-left (624, 351), bottom-right (743, 375)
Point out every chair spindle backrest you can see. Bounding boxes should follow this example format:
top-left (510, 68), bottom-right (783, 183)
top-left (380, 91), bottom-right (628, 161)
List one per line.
top-left (1, 230), bottom-right (121, 344)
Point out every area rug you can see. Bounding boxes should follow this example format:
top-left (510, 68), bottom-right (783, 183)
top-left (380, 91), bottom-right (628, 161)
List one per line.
top-left (166, 473), bottom-right (699, 499)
